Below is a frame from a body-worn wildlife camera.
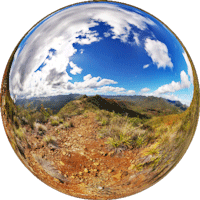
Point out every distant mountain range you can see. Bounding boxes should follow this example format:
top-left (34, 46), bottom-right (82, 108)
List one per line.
top-left (166, 99), bottom-right (188, 111)
top-left (15, 94), bottom-right (188, 114)
top-left (102, 95), bottom-right (188, 111)
top-left (15, 94), bottom-right (82, 113)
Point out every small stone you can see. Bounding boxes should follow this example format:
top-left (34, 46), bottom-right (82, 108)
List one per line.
top-left (98, 186), bottom-right (103, 190)
top-left (79, 172), bottom-right (83, 176)
top-left (107, 169), bottom-right (112, 173)
top-left (54, 178), bottom-right (60, 183)
top-left (93, 162), bottom-right (100, 166)
top-left (71, 176), bottom-right (75, 179)
top-left (108, 151), bottom-right (115, 157)
top-left (84, 168), bottom-right (89, 173)
top-left (93, 169), bottom-right (97, 172)
top-left (122, 171), bottom-right (128, 176)
top-left (128, 164), bottom-right (135, 170)
top-left (62, 152), bottom-right (66, 155)
top-left (112, 172), bottom-right (122, 180)
top-left (60, 161), bottom-right (65, 166)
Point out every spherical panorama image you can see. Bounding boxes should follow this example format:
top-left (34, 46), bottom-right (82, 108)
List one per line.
top-left (1, 1), bottom-right (199, 199)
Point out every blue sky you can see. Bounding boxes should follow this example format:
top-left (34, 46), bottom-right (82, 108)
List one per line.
top-left (9, 2), bottom-right (193, 106)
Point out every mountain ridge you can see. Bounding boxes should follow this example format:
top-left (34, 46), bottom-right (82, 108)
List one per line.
top-left (15, 94), bottom-right (188, 114)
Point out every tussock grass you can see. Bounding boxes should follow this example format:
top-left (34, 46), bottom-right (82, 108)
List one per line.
top-left (43, 135), bottom-right (57, 145)
top-left (64, 121), bottom-right (74, 129)
top-left (14, 127), bottom-right (25, 140)
top-left (59, 118), bottom-right (64, 124)
top-left (34, 123), bottom-right (47, 134)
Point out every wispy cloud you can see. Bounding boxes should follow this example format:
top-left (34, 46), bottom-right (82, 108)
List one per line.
top-left (133, 32), bottom-right (140, 46)
top-left (144, 38), bottom-right (173, 69)
top-left (143, 64), bottom-right (149, 69)
top-left (80, 49), bottom-right (84, 54)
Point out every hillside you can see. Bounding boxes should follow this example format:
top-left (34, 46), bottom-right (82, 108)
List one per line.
top-left (15, 94), bottom-right (81, 113)
top-left (103, 95), bottom-right (188, 112)
top-left (2, 91), bottom-right (198, 199)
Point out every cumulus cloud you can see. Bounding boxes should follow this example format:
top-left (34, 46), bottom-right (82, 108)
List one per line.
top-left (126, 90), bottom-right (136, 95)
top-left (143, 64), bottom-right (149, 69)
top-left (154, 70), bottom-right (190, 95)
top-left (144, 38), bottom-right (173, 69)
top-left (97, 86), bottom-right (126, 94)
top-left (141, 87), bottom-right (150, 93)
top-left (69, 61), bottom-right (83, 75)
top-left (9, 3), bottom-right (156, 99)
top-left (183, 51), bottom-right (193, 84)
top-left (74, 74), bottom-right (118, 89)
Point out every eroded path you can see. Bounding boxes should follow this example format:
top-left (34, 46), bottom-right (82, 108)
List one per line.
top-left (17, 112), bottom-right (175, 199)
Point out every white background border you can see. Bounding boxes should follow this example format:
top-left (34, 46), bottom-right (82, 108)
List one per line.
top-left (0, 1), bottom-right (199, 199)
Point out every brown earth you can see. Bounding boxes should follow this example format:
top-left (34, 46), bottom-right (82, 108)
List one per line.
top-left (3, 111), bottom-right (175, 200)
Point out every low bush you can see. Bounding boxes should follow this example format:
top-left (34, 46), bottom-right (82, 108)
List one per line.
top-left (14, 127), bottom-right (25, 140)
top-left (43, 135), bottom-right (57, 145)
top-left (51, 120), bottom-right (59, 126)
top-left (59, 118), bottom-right (64, 124)
top-left (34, 123), bottom-right (47, 135)
top-left (64, 121), bottom-right (74, 129)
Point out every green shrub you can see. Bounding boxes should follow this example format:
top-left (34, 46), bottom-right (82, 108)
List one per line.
top-left (59, 118), bottom-right (64, 124)
top-left (34, 123), bottom-right (47, 135)
top-left (43, 135), bottom-right (56, 145)
top-left (14, 127), bottom-right (25, 140)
top-left (106, 133), bottom-right (132, 148)
top-left (64, 121), bottom-right (74, 128)
top-left (13, 116), bottom-right (20, 129)
top-left (51, 120), bottom-right (59, 126)
top-left (135, 135), bottom-right (145, 148)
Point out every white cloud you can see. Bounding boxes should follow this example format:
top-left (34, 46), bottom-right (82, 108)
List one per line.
top-left (69, 61), bottom-right (83, 75)
top-left (154, 70), bottom-right (190, 95)
top-left (83, 74), bottom-right (92, 81)
top-left (133, 32), bottom-right (140, 46)
top-left (74, 74), bottom-right (118, 89)
top-left (141, 87), bottom-right (150, 93)
top-left (183, 51), bottom-right (193, 84)
top-left (104, 32), bottom-right (111, 37)
top-left (180, 70), bottom-right (191, 88)
top-left (80, 49), bottom-right (84, 54)
top-left (143, 64), bottom-right (149, 69)
top-left (97, 86), bottom-right (126, 94)
top-left (144, 38), bottom-right (173, 69)
top-left (76, 30), bottom-right (102, 45)
top-left (9, 3), bottom-right (156, 99)
top-left (126, 90), bottom-right (136, 95)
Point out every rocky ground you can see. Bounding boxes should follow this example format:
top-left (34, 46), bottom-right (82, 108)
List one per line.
top-left (4, 111), bottom-right (178, 199)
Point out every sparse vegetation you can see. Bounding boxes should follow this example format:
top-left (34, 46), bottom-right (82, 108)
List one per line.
top-left (43, 135), bottom-right (57, 145)
top-left (64, 121), bottom-right (74, 129)
top-left (14, 127), bottom-right (25, 140)
top-left (51, 120), bottom-right (59, 126)
top-left (34, 123), bottom-right (47, 135)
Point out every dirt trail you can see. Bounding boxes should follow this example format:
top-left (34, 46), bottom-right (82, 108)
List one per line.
top-left (14, 112), bottom-right (172, 199)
